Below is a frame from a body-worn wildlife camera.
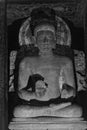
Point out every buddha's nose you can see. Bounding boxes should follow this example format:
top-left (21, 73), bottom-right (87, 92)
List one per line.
top-left (43, 36), bottom-right (48, 43)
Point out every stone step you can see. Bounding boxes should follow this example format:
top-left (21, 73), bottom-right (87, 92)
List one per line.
top-left (12, 117), bottom-right (84, 123)
top-left (8, 117), bottom-right (87, 130)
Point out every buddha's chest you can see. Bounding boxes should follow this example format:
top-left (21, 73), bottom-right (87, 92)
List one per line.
top-left (28, 57), bottom-right (64, 76)
top-left (24, 56), bottom-right (66, 83)
top-left (20, 56), bottom-right (67, 100)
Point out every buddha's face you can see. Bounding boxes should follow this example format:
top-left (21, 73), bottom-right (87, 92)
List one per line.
top-left (36, 30), bottom-right (56, 51)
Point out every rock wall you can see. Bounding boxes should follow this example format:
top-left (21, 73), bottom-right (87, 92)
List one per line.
top-left (0, 1), bottom-right (7, 130)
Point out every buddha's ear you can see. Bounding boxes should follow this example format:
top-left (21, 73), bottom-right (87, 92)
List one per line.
top-left (31, 36), bottom-right (37, 47)
top-left (54, 33), bottom-right (57, 44)
top-left (54, 32), bottom-right (57, 40)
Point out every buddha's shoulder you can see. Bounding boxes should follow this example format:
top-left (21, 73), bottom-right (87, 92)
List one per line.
top-left (19, 56), bottom-right (41, 67)
top-left (20, 56), bottom-right (39, 62)
top-left (19, 56), bottom-right (72, 68)
top-left (54, 56), bottom-right (73, 65)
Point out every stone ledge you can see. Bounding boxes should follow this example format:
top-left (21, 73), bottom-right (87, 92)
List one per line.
top-left (8, 117), bottom-right (87, 130)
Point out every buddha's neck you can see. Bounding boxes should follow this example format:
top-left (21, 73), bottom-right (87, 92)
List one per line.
top-left (39, 49), bottom-right (53, 58)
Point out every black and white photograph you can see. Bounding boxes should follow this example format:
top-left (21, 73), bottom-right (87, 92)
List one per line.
top-left (0, 0), bottom-right (87, 130)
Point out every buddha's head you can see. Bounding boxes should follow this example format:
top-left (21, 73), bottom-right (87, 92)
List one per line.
top-left (30, 7), bottom-right (57, 55)
top-left (34, 24), bottom-right (56, 53)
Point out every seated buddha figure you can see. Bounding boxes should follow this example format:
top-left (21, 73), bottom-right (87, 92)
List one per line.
top-left (13, 8), bottom-right (82, 118)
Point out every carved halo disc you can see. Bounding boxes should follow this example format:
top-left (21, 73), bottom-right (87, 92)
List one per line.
top-left (19, 16), bottom-right (71, 47)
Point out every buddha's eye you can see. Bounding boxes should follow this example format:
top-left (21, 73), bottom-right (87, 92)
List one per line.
top-left (46, 35), bottom-right (52, 40)
top-left (36, 31), bottom-right (55, 44)
top-left (37, 35), bottom-right (44, 41)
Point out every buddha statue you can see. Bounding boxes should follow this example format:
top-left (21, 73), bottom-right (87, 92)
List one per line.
top-left (13, 7), bottom-right (82, 118)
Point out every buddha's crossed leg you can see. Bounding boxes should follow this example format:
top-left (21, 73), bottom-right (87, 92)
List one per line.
top-left (13, 102), bottom-right (82, 118)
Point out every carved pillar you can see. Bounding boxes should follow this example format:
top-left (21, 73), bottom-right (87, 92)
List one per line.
top-left (0, 1), bottom-right (7, 130)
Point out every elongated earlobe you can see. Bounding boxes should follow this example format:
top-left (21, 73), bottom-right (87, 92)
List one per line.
top-left (32, 36), bottom-right (37, 46)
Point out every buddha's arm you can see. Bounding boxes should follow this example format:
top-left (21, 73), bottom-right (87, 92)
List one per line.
top-left (63, 61), bottom-right (75, 88)
top-left (18, 89), bottom-right (36, 101)
top-left (60, 60), bottom-right (76, 98)
top-left (18, 62), bottom-right (36, 101)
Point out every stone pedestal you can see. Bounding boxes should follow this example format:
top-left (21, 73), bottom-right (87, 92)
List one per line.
top-left (8, 117), bottom-right (87, 130)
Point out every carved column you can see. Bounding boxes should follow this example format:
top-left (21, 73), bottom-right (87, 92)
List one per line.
top-left (0, 1), bottom-right (7, 130)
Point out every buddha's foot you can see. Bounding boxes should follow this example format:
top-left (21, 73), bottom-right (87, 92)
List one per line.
top-left (53, 105), bottom-right (82, 118)
top-left (13, 103), bottom-right (82, 118)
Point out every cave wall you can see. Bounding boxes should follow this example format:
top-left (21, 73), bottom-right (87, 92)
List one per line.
top-left (0, 1), bottom-right (7, 130)
top-left (84, 5), bottom-right (87, 89)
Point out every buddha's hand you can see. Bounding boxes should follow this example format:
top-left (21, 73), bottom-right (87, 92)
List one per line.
top-left (35, 80), bottom-right (48, 98)
top-left (61, 83), bottom-right (75, 99)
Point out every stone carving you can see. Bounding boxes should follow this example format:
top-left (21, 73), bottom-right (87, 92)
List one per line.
top-left (7, 1), bottom-right (86, 27)
top-left (19, 16), bottom-right (71, 46)
top-left (9, 50), bottom-right (86, 92)
top-left (74, 50), bottom-right (86, 91)
top-left (9, 7), bottom-right (83, 118)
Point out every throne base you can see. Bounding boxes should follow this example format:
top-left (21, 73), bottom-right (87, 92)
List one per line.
top-left (8, 117), bottom-right (87, 130)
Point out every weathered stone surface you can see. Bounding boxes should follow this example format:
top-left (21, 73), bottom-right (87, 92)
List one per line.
top-left (7, 0), bottom-right (87, 27)
top-left (9, 117), bottom-right (87, 130)
top-left (0, 2), bottom-right (7, 130)
top-left (84, 5), bottom-right (87, 90)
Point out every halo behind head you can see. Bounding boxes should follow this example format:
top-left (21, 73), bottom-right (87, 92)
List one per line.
top-left (19, 7), bottom-right (71, 47)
